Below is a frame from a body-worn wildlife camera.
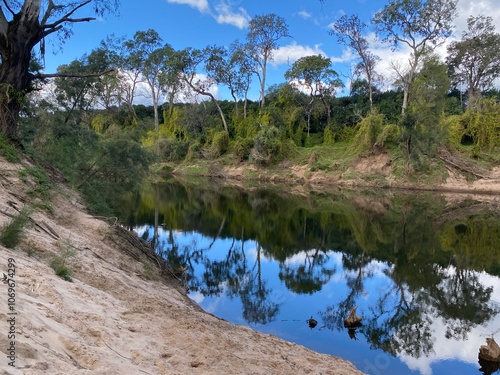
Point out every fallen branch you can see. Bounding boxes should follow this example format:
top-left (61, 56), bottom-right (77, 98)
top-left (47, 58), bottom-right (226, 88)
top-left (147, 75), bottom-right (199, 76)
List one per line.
top-left (438, 148), bottom-right (490, 179)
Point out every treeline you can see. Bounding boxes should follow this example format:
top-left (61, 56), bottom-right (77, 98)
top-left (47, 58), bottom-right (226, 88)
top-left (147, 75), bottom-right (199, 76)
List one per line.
top-left (8, 1), bottom-right (500, 214)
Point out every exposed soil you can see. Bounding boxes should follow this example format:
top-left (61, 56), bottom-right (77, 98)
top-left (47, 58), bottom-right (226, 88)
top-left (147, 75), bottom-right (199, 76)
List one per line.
top-left (216, 152), bottom-right (500, 195)
top-left (0, 155), bottom-right (366, 374)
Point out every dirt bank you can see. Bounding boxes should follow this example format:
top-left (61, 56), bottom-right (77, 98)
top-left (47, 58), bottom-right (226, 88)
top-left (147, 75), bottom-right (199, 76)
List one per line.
top-left (0, 156), bottom-right (365, 374)
top-left (173, 151), bottom-right (500, 196)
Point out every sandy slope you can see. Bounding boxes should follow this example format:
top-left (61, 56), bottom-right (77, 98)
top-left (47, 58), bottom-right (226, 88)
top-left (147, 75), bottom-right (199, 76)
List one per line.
top-left (0, 156), bottom-right (365, 374)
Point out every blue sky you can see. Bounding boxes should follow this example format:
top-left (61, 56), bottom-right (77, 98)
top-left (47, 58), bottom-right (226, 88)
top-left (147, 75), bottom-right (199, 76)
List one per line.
top-left (42, 0), bottom-right (500, 102)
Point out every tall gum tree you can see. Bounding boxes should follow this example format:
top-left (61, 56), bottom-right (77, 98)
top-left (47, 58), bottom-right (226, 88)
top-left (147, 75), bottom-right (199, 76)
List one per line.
top-left (373, 0), bottom-right (458, 115)
top-left (0, 0), bottom-right (119, 141)
top-left (284, 54), bottom-right (343, 131)
top-left (330, 14), bottom-right (380, 110)
top-left (178, 47), bottom-right (229, 133)
top-left (246, 13), bottom-right (290, 107)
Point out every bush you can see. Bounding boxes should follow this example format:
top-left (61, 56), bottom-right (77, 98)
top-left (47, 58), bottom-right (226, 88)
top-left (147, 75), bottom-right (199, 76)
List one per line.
top-left (375, 124), bottom-right (400, 149)
top-left (205, 131), bottom-right (229, 159)
top-left (323, 126), bottom-right (335, 146)
top-left (158, 138), bottom-right (189, 162)
top-left (304, 133), bottom-right (324, 148)
top-left (50, 240), bottom-right (77, 282)
top-left (251, 125), bottom-right (282, 165)
top-left (232, 138), bottom-right (254, 162)
top-left (350, 110), bottom-right (385, 155)
top-left (185, 140), bottom-right (202, 161)
top-left (0, 209), bottom-right (30, 248)
top-left (0, 134), bottom-right (21, 162)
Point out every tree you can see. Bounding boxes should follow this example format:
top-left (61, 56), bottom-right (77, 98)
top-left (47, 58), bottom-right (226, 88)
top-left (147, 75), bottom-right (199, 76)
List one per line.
top-left (229, 41), bottom-right (254, 118)
top-left (446, 15), bottom-right (500, 109)
top-left (330, 14), bottom-right (380, 109)
top-left (246, 14), bottom-right (290, 107)
top-left (204, 45), bottom-right (244, 117)
top-left (284, 54), bottom-right (343, 130)
top-left (178, 47), bottom-right (229, 132)
top-left (86, 46), bottom-right (122, 111)
top-left (373, 0), bottom-right (458, 114)
top-left (404, 54), bottom-right (450, 162)
top-left (54, 58), bottom-right (97, 125)
top-left (123, 29), bottom-right (164, 131)
top-left (0, 0), bottom-right (119, 141)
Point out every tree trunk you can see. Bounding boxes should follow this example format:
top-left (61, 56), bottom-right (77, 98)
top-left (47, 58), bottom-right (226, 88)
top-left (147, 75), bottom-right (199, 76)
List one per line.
top-left (260, 57), bottom-right (267, 107)
top-left (0, 1), bottom-right (43, 141)
top-left (184, 77), bottom-right (228, 132)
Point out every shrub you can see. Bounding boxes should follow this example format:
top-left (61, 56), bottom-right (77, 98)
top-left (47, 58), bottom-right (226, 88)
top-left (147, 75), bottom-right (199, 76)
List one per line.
top-left (158, 138), bottom-right (189, 162)
top-left (232, 138), bottom-right (254, 162)
top-left (185, 140), bottom-right (202, 161)
top-left (323, 126), bottom-right (335, 146)
top-left (205, 131), bottom-right (229, 159)
top-left (251, 125), bottom-right (282, 165)
top-left (0, 134), bottom-right (21, 163)
top-left (350, 110), bottom-right (385, 155)
top-left (0, 209), bottom-right (30, 248)
top-left (50, 240), bottom-right (77, 282)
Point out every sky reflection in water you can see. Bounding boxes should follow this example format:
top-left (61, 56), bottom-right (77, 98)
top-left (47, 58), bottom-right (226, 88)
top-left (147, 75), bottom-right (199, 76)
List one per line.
top-left (126, 180), bottom-right (500, 375)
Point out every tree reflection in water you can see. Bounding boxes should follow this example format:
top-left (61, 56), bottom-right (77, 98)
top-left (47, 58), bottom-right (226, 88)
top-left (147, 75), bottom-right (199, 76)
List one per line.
top-left (121, 178), bottom-right (500, 369)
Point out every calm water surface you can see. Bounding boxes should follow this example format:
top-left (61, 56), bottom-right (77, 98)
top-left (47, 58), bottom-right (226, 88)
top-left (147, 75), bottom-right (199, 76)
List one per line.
top-left (118, 178), bottom-right (500, 375)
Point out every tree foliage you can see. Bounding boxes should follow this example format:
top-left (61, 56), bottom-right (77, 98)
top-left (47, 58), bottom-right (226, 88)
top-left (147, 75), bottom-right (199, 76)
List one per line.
top-left (330, 14), bottom-right (380, 108)
top-left (447, 15), bottom-right (500, 107)
top-left (0, 0), bottom-right (119, 140)
top-left (246, 13), bottom-right (290, 107)
top-left (285, 54), bottom-right (343, 128)
top-left (373, 0), bottom-right (458, 114)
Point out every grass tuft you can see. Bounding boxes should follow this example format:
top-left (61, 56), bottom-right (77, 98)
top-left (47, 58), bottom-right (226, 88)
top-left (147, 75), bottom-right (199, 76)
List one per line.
top-left (0, 209), bottom-right (30, 248)
top-left (50, 240), bottom-right (77, 282)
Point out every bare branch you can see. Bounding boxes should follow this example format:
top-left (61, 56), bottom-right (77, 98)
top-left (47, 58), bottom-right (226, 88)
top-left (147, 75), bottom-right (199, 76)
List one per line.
top-left (2, 0), bottom-right (15, 17)
top-left (44, 16), bottom-right (95, 31)
top-left (43, 0), bottom-right (93, 30)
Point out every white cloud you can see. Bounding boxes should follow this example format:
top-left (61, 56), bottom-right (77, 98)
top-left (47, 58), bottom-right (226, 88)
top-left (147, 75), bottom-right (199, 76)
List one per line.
top-left (455, 0), bottom-right (500, 36)
top-left (397, 270), bottom-right (500, 375)
top-left (166, 0), bottom-right (209, 13)
top-left (167, 0), bottom-right (250, 29)
top-left (273, 42), bottom-right (328, 65)
top-left (330, 48), bottom-right (356, 64)
top-left (296, 10), bottom-right (312, 20)
top-left (214, 2), bottom-right (250, 29)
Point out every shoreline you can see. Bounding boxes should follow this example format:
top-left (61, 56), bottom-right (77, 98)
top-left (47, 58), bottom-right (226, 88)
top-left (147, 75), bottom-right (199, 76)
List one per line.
top-left (0, 155), bottom-right (366, 374)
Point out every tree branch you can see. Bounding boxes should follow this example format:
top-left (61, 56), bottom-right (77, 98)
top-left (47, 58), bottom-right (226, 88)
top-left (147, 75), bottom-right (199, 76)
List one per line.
top-left (2, 0), bottom-right (15, 17)
top-left (33, 68), bottom-right (116, 80)
top-left (42, 0), bottom-right (93, 30)
top-left (44, 16), bottom-right (95, 31)
top-left (0, 6), bottom-right (8, 39)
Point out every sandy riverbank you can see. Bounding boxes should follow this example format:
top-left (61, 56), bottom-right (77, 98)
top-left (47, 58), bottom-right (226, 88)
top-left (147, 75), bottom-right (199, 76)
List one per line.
top-left (0, 155), bottom-right (366, 374)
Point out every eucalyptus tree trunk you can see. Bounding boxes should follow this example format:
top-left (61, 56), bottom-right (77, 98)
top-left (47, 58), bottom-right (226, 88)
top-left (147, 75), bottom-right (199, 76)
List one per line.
top-left (0, 1), bottom-right (115, 141)
top-left (0, 1), bottom-right (42, 140)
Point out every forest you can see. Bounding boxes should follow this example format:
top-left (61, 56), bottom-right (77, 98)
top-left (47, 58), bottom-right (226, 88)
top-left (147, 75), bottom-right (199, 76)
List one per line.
top-left (0, 0), bottom-right (499, 215)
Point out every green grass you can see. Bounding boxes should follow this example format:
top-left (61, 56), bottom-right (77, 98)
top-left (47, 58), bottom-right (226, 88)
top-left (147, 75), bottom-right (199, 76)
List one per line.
top-left (0, 209), bottom-right (31, 248)
top-left (0, 134), bottom-right (21, 163)
top-left (18, 166), bottom-right (52, 199)
top-left (50, 240), bottom-right (77, 282)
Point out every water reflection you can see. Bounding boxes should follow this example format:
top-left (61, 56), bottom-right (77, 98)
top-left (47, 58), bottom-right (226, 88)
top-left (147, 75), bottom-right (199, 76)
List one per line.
top-left (119, 178), bottom-right (500, 375)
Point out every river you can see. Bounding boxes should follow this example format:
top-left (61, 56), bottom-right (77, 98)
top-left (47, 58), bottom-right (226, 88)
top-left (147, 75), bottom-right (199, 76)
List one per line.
top-left (117, 178), bottom-right (500, 375)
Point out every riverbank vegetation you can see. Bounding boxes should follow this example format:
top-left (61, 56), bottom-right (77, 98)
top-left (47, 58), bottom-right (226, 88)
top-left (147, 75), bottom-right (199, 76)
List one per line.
top-left (1, 1), bottom-right (499, 216)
